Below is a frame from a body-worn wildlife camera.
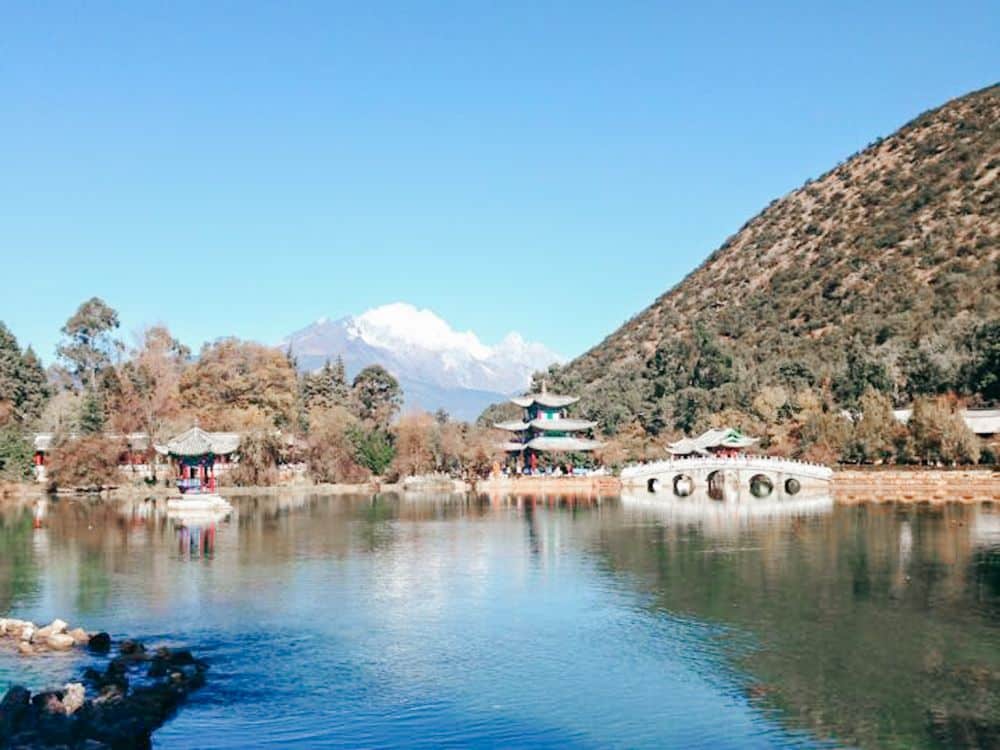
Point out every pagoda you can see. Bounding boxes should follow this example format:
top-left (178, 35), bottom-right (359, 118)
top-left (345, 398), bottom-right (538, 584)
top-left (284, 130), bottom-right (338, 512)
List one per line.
top-left (495, 383), bottom-right (601, 466)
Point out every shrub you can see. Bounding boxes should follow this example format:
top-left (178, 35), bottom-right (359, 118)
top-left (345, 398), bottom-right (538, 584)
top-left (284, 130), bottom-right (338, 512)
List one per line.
top-left (46, 434), bottom-right (122, 490)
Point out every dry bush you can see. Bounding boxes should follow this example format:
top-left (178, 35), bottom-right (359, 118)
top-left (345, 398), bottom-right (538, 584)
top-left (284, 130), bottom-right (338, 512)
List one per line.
top-left (306, 407), bottom-right (369, 484)
top-left (46, 434), bottom-right (123, 490)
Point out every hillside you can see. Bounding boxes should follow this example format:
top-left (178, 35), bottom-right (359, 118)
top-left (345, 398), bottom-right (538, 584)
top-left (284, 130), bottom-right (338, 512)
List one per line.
top-left (539, 84), bottom-right (1000, 439)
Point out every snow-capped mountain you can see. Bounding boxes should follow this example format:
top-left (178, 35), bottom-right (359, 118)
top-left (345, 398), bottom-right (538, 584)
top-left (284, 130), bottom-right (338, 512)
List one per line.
top-left (282, 303), bottom-right (563, 421)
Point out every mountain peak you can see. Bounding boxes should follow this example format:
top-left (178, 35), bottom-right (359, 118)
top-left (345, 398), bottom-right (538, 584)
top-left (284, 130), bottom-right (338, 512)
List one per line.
top-left (284, 302), bottom-right (563, 420)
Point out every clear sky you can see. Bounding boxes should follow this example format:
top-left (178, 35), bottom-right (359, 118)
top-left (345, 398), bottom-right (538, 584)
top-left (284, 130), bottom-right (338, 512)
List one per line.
top-left (2, 1), bottom-right (997, 363)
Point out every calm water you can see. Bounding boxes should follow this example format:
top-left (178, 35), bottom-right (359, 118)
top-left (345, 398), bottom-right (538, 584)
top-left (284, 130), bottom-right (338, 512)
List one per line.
top-left (1, 492), bottom-right (998, 749)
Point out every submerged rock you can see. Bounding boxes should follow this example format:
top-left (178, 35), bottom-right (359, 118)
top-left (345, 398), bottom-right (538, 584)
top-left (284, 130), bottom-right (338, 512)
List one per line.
top-left (87, 632), bottom-right (111, 654)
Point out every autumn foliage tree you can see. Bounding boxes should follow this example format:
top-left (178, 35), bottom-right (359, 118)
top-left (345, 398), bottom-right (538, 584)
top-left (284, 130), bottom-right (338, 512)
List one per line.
top-left (179, 338), bottom-right (298, 430)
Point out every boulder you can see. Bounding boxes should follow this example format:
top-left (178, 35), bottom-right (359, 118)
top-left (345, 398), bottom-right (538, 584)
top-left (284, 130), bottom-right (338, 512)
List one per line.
top-left (49, 618), bottom-right (69, 634)
top-left (47, 633), bottom-right (76, 651)
top-left (88, 632), bottom-right (112, 654)
top-left (19, 624), bottom-right (35, 643)
top-left (63, 683), bottom-right (86, 715)
top-left (17, 642), bottom-right (34, 656)
top-left (35, 624), bottom-right (54, 641)
top-left (70, 627), bottom-right (90, 644)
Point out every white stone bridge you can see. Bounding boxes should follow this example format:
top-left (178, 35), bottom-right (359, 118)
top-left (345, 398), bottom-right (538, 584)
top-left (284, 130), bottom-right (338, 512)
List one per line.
top-left (620, 455), bottom-right (833, 502)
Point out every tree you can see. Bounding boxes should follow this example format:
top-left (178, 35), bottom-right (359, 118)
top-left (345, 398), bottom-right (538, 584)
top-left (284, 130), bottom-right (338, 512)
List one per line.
top-left (17, 347), bottom-right (49, 425)
top-left (349, 427), bottom-right (395, 476)
top-left (226, 431), bottom-right (285, 486)
top-left (352, 365), bottom-right (402, 427)
top-left (834, 341), bottom-right (892, 406)
top-left (962, 319), bottom-right (1000, 404)
top-left (391, 412), bottom-right (436, 478)
top-left (179, 338), bottom-right (298, 429)
top-left (306, 406), bottom-right (369, 483)
top-left (0, 324), bottom-right (50, 427)
top-left (56, 297), bottom-right (121, 392)
top-left (78, 392), bottom-right (106, 435)
top-left (0, 426), bottom-right (34, 481)
top-left (108, 326), bottom-right (188, 441)
top-left (843, 389), bottom-right (900, 464)
top-left (908, 395), bottom-right (980, 465)
top-left (302, 357), bottom-right (352, 416)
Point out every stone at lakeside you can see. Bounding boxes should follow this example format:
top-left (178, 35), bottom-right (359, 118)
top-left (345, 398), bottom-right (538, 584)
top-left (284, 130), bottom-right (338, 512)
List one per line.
top-left (0, 640), bottom-right (208, 748)
top-left (1, 615), bottom-right (101, 656)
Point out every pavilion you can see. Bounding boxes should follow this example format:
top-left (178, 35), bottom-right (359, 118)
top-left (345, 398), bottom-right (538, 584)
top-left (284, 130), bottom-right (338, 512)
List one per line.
top-left (495, 384), bottom-right (601, 471)
top-left (154, 427), bottom-right (240, 493)
top-left (667, 427), bottom-right (758, 458)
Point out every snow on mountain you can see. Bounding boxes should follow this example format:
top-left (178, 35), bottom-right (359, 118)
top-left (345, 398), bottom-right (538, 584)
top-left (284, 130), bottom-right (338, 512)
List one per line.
top-left (282, 303), bottom-right (563, 421)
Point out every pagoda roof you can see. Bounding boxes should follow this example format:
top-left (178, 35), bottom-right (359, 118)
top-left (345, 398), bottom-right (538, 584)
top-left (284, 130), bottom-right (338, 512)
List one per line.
top-left (667, 427), bottom-right (758, 456)
top-left (525, 436), bottom-right (602, 452)
top-left (494, 420), bottom-right (530, 432)
top-left (500, 441), bottom-right (527, 452)
top-left (155, 427), bottom-right (240, 457)
top-left (510, 393), bottom-right (579, 409)
top-left (528, 418), bottom-right (596, 432)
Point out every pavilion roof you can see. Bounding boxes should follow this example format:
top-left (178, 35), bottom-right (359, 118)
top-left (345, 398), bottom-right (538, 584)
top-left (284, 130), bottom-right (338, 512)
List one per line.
top-left (528, 418), bottom-right (596, 432)
top-left (510, 393), bottom-right (579, 409)
top-left (154, 427), bottom-right (240, 457)
top-left (494, 420), bottom-right (530, 432)
top-left (667, 427), bottom-right (758, 456)
top-left (524, 436), bottom-right (602, 452)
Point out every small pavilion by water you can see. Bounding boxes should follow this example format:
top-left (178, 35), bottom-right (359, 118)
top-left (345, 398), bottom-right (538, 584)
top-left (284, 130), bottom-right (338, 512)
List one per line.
top-left (154, 427), bottom-right (240, 493)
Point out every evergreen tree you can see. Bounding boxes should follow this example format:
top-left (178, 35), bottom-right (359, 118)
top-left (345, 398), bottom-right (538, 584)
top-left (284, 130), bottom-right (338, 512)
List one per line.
top-left (78, 392), bottom-right (106, 435)
top-left (0, 323), bottom-right (51, 427)
top-left (17, 346), bottom-right (50, 425)
top-left (352, 365), bottom-right (402, 427)
top-left (0, 425), bottom-right (34, 481)
top-left (0, 323), bottom-right (23, 424)
top-left (962, 319), bottom-right (1000, 404)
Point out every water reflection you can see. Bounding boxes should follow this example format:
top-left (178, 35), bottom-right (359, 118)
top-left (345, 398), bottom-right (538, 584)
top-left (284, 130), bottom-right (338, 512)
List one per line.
top-left (0, 493), bottom-right (997, 748)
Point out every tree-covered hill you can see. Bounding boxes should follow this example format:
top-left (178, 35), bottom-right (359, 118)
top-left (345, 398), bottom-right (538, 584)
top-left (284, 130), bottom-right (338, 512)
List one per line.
top-left (523, 84), bottom-right (999, 446)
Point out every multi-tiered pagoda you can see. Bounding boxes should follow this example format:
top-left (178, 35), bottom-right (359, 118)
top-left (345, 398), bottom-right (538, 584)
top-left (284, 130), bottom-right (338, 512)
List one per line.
top-left (495, 384), bottom-right (601, 466)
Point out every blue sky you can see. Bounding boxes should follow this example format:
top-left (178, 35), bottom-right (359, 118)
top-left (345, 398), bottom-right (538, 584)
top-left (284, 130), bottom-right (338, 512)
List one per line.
top-left (2, 1), bottom-right (996, 363)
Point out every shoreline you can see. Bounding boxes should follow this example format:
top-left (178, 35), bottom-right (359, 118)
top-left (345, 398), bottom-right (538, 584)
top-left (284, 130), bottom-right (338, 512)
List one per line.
top-left (4, 467), bottom-right (999, 506)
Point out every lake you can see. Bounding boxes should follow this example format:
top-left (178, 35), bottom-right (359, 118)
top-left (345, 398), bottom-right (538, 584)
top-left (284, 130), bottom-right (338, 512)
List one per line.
top-left (1, 492), bottom-right (998, 748)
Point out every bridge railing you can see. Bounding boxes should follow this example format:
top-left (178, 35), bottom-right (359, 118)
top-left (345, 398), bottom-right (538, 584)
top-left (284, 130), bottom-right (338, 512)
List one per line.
top-left (620, 454), bottom-right (833, 481)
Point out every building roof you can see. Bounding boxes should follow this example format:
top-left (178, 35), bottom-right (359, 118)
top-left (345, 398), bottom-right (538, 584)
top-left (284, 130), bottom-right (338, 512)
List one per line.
top-left (494, 420), bottom-right (530, 432)
top-left (510, 393), bottom-right (580, 409)
top-left (528, 418), bottom-right (596, 432)
top-left (154, 427), bottom-right (240, 457)
top-left (667, 427), bottom-right (759, 456)
top-left (33, 432), bottom-right (150, 452)
top-left (893, 408), bottom-right (1000, 435)
top-left (524, 436), bottom-right (602, 452)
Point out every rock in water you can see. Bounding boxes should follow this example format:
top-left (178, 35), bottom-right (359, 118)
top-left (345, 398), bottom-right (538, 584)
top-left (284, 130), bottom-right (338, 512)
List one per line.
top-left (69, 627), bottom-right (90, 645)
top-left (88, 632), bottom-right (112, 653)
top-left (62, 683), bottom-right (86, 715)
top-left (49, 619), bottom-right (69, 634)
top-left (47, 633), bottom-right (76, 651)
top-left (17, 642), bottom-right (34, 656)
